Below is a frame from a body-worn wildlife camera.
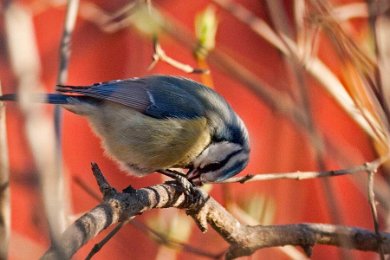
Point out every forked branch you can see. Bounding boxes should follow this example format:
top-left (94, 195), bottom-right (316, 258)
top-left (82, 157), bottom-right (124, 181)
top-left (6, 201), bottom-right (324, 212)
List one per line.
top-left (41, 164), bottom-right (390, 259)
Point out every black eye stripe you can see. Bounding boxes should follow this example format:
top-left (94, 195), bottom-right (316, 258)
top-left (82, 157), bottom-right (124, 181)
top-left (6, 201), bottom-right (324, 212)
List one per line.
top-left (198, 149), bottom-right (243, 173)
top-left (198, 162), bottom-right (222, 173)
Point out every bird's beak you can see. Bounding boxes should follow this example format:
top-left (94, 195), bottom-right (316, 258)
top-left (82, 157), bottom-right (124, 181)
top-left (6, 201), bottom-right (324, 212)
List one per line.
top-left (186, 168), bottom-right (204, 186)
top-left (186, 167), bottom-right (198, 180)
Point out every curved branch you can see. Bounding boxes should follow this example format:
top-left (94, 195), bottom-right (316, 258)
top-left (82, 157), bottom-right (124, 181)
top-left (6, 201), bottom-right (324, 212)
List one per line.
top-left (225, 223), bottom-right (388, 259)
top-left (42, 164), bottom-right (390, 259)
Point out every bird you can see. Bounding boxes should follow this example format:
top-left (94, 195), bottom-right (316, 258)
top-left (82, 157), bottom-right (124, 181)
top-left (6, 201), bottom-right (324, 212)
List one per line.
top-left (0, 75), bottom-right (250, 185)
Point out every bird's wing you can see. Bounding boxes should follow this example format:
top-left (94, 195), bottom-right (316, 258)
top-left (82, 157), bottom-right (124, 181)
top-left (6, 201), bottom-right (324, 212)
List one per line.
top-left (56, 76), bottom-right (206, 119)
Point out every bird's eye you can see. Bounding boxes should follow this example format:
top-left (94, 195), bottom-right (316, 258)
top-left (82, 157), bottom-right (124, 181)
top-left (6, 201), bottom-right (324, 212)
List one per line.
top-left (199, 162), bottom-right (221, 173)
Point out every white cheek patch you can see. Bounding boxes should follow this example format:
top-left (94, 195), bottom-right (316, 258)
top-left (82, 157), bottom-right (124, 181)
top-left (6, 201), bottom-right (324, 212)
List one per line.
top-left (200, 150), bottom-right (248, 182)
top-left (195, 141), bottom-right (242, 168)
top-left (208, 142), bottom-right (242, 161)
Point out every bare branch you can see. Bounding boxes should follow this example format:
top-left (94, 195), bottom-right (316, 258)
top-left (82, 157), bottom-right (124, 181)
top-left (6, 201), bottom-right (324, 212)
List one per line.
top-left (217, 156), bottom-right (388, 184)
top-left (367, 170), bottom-right (385, 260)
top-left (223, 223), bottom-right (390, 259)
top-left (148, 39), bottom-right (208, 74)
top-left (41, 164), bottom-right (196, 259)
top-left (0, 83), bottom-right (10, 259)
top-left (74, 174), bottom-right (219, 259)
top-left (42, 164), bottom-right (390, 259)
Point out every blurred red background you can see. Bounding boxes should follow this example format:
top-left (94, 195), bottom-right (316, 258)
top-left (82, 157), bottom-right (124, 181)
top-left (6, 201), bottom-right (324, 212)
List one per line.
top-left (0, 0), bottom-right (379, 259)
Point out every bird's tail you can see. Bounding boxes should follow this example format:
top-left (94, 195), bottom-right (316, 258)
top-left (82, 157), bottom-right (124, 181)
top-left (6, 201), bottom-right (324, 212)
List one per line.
top-left (0, 94), bottom-right (17, 101)
top-left (46, 94), bottom-right (70, 104)
top-left (0, 93), bottom-right (70, 104)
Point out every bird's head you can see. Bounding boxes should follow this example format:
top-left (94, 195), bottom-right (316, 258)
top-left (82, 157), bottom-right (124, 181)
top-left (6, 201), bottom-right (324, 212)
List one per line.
top-left (187, 141), bottom-right (249, 184)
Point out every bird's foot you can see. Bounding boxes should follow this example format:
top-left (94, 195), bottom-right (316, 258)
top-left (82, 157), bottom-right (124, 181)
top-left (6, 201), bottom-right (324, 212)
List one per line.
top-left (158, 169), bottom-right (201, 203)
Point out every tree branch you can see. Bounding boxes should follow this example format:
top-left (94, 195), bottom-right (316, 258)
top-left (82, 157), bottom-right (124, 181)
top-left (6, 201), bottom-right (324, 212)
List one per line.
top-left (367, 169), bottom-right (385, 260)
top-left (217, 156), bottom-right (387, 184)
top-left (42, 164), bottom-right (390, 259)
top-left (74, 175), bottom-right (220, 259)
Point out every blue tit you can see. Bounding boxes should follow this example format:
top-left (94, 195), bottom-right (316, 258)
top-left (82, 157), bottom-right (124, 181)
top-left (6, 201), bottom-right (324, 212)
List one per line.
top-left (0, 75), bottom-right (250, 184)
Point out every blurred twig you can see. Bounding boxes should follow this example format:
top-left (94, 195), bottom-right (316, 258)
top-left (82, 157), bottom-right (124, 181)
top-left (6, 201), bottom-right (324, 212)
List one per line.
top-left (78, 1), bottom-right (387, 178)
top-left (79, 1), bottom-right (139, 33)
top-left (310, 3), bottom-right (389, 258)
top-left (267, 1), bottom-right (352, 257)
top-left (368, 1), bottom-right (390, 132)
top-left (86, 220), bottom-right (130, 260)
top-left (0, 83), bottom-right (10, 259)
top-left (78, 1), bottom-right (309, 130)
top-left (4, 1), bottom-right (66, 248)
top-left (53, 0), bottom-right (80, 237)
top-left (194, 5), bottom-right (218, 87)
top-left (57, 0), bottom-right (79, 85)
top-left (132, 221), bottom-right (222, 259)
top-left (332, 3), bottom-right (368, 21)
top-left (310, 1), bottom-right (389, 149)
top-left (51, 0), bottom-right (79, 249)
top-left (213, 0), bottom-right (384, 144)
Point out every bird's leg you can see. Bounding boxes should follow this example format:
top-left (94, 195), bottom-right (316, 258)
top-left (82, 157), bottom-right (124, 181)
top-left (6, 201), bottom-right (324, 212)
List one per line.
top-left (187, 176), bottom-right (203, 186)
top-left (158, 169), bottom-right (209, 232)
top-left (158, 169), bottom-right (187, 179)
top-left (158, 169), bottom-right (201, 202)
top-left (158, 169), bottom-right (193, 191)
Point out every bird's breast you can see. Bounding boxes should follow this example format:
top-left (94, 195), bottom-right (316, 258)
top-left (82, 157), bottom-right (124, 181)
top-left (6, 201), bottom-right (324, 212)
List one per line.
top-left (86, 102), bottom-right (211, 175)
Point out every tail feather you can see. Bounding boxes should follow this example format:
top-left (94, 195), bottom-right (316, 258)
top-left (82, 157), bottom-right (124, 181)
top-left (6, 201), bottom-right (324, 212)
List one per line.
top-left (0, 93), bottom-right (70, 104)
top-left (46, 94), bottom-right (70, 104)
top-left (0, 94), bottom-right (17, 101)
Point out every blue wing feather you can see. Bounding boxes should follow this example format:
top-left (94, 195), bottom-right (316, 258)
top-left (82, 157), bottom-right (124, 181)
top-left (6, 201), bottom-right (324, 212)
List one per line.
top-left (56, 75), bottom-right (207, 119)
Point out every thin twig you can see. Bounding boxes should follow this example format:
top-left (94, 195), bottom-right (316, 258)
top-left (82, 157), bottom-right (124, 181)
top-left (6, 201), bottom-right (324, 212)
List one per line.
top-left (216, 156), bottom-right (388, 184)
top-left (148, 40), bottom-right (208, 74)
top-left (86, 220), bottom-right (130, 260)
top-left (91, 162), bottom-right (117, 198)
top-left (367, 170), bottom-right (385, 260)
top-left (73, 176), bottom-right (101, 201)
top-left (131, 221), bottom-right (221, 259)
top-left (74, 177), bottom-right (133, 259)
top-left (79, 1), bottom-right (138, 33)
